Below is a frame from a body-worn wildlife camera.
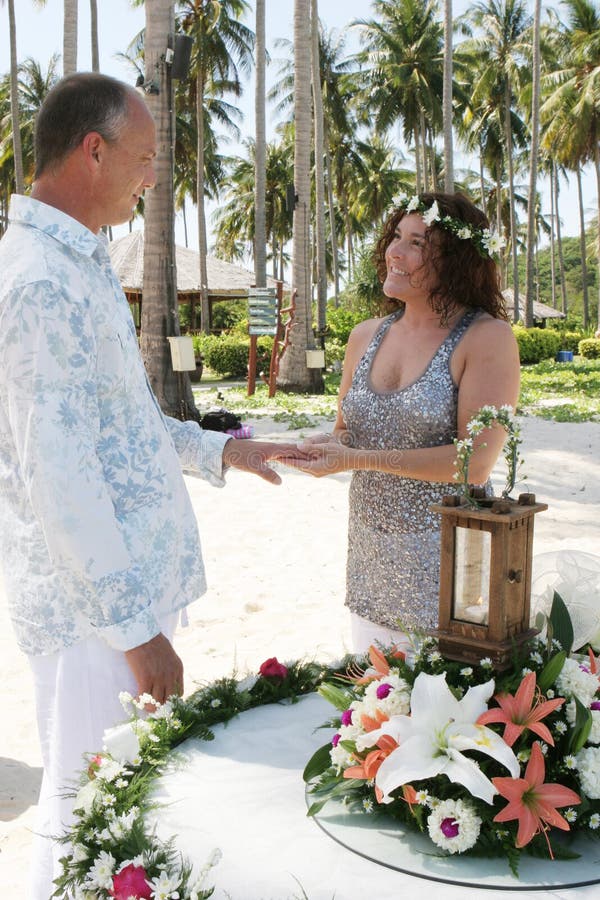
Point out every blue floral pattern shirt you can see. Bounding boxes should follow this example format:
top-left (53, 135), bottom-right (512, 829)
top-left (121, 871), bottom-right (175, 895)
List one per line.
top-left (0, 195), bottom-right (230, 656)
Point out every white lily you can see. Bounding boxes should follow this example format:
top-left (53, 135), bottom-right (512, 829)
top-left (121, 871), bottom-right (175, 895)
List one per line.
top-left (356, 672), bottom-right (520, 805)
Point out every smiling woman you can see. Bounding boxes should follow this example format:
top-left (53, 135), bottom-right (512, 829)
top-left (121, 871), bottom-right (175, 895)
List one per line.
top-left (284, 191), bottom-right (521, 654)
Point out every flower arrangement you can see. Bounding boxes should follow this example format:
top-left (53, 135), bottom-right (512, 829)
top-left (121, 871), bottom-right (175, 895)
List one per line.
top-left (55, 659), bottom-right (338, 900)
top-left (390, 194), bottom-right (506, 259)
top-left (304, 597), bottom-right (600, 876)
top-left (453, 404), bottom-right (523, 502)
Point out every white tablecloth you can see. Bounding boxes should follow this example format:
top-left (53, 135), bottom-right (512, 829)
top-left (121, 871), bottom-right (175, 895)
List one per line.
top-left (149, 693), bottom-right (600, 900)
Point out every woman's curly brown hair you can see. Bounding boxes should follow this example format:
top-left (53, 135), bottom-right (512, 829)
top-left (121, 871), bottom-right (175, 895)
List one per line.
top-left (374, 192), bottom-right (507, 324)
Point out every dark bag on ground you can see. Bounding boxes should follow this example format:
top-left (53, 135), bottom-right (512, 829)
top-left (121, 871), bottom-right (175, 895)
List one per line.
top-left (200, 408), bottom-right (242, 432)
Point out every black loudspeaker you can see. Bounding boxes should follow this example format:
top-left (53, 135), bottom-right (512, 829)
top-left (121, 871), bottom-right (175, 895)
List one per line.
top-left (286, 183), bottom-right (297, 213)
top-left (172, 34), bottom-right (193, 80)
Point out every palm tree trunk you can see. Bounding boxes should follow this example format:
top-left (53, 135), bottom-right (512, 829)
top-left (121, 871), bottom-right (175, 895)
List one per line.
top-left (524, 0), bottom-right (541, 329)
top-left (595, 138), bottom-right (600, 327)
top-left (90, 0), bottom-right (99, 72)
top-left (196, 72), bottom-right (211, 333)
top-left (553, 169), bottom-right (568, 315)
top-left (311, 0), bottom-right (327, 337)
top-left (504, 80), bottom-right (519, 324)
top-left (325, 146), bottom-right (340, 303)
top-left (278, 0), bottom-right (322, 391)
top-left (442, 0), bottom-right (454, 191)
top-left (63, 0), bottom-right (78, 76)
top-left (576, 166), bottom-right (589, 329)
top-left (7, 0), bottom-right (25, 194)
top-left (254, 0), bottom-right (267, 287)
top-left (141, 0), bottom-right (198, 421)
top-left (419, 111), bottom-right (429, 192)
top-left (478, 150), bottom-right (486, 212)
top-left (414, 132), bottom-right (422, 193)
top-left (549, 164), bottom-right (557, 308)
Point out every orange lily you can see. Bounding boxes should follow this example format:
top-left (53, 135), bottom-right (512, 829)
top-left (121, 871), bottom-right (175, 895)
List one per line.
top-left (343, 734), bottom-right (399, 803)
top-left (345, 644), bottom-right (405, 685)
top-left (588, 647), bottom-right (599, 676)
top-left (360, 707), bottom-right (389, 733)
top-left (477, 671), bottom-right (564, 746)
top-left (492, 742), bottom-right (580, 854)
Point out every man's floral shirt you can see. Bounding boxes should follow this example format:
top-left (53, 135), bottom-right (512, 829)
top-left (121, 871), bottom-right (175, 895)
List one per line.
top-left (0, 196), bottom-right (230, 656)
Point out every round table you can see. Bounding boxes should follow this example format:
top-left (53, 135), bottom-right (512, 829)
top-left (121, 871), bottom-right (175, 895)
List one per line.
top-left (148, 693), bottom-right (600, 900)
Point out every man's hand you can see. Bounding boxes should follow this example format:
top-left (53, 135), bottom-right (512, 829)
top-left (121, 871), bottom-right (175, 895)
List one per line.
top-left (125, 633), bottom-right (184, 707)
top-left (222, 439), bottom-right (309, 485)
top-left (276, 441), bottom-right (356, 478)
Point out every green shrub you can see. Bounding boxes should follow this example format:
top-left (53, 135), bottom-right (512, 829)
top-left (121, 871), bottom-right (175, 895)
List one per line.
top-left (579, 338), bottom-right (600, 359)
top-left (190, 333), bottom-right (274, 377)
top-left (559, 331), bottom-right (585, 354)
top-left (326, 306), bottom-right (367, 343)
top-left (512, 326), bottom-right (561, 364)
top-left (324, 336), bottom-right (346, 369)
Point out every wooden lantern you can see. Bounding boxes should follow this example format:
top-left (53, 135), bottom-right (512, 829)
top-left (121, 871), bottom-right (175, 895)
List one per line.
top-left (431, 493), bottom-right (547, 670)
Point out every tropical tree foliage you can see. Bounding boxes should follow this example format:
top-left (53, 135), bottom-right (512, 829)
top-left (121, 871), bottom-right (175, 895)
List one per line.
top-left (2, 0), bottom-right (600, 358)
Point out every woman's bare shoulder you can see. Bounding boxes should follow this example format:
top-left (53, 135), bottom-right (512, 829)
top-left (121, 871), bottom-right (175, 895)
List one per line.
top-left (467, 312), bottom-right (517, 343)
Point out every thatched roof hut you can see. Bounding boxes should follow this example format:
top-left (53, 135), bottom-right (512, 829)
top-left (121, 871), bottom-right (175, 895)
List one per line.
top-left (108, 231), bottom-right (283, 330)
top-left (502, 289), bottom-right (566, 325)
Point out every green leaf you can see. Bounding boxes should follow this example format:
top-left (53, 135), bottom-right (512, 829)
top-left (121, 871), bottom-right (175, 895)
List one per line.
top-left (537, 651), bottom-right (567, 692)
top-left (549, 592), bottom-right (574, 655)
top-left (302, 742), bottom-right (333, 783)
top-left (318, 682), bottom-right (352, 711)
top-left (569, 695), bottom-right (593, 754)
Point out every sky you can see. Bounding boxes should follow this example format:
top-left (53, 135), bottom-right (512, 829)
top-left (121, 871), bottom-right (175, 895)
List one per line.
top-left (1, 0), bottom-right (594, 250)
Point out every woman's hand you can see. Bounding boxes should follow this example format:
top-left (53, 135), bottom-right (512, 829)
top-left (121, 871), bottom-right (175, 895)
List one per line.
top-left (279, 440), bottom-right (357, 477)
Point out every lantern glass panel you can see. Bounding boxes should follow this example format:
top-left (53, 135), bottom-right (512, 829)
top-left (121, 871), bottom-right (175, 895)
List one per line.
top-left (452, 526), bottom-right (491, 625)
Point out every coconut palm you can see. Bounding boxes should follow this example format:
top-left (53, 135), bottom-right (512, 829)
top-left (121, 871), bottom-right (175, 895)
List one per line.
top-left (459, 0), bottom-right (532, 319)
top-left (141, 0), bottom-right (199, 420)
top-left (212, 137), bottom-right (293, 275)
top-left (277, 0), bottom-right (322, 392)
top-left (1, 0), bottom-right (25, 194)
top-left (443, 0), bottom-right (454, 190)
top-left (90, 0), bottom-right (99, 71)
top-left (177, 0), bottom-right (254, 333)
top-left (311, 0), bottom-right (327, 336)
top-left (540, 0), bottom-right (600, 324)
top-left (63, 0), bottom-right (78, 75)
top-left (354, 0), bottom-right (444, 193)
top-left (254, 0), bottom-right (266, 287)
top-left (524, 0), bottom-right (542, 327)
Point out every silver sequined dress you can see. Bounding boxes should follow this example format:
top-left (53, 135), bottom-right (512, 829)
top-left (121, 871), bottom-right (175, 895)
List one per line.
top-left (342, 307), bottom-right (482, 631)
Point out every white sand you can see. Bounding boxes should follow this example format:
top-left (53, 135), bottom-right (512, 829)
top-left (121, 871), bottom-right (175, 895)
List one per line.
top-left (1, 415), bottom-right (599, 895)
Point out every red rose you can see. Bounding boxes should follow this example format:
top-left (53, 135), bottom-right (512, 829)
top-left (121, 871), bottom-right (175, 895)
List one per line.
top-left (259, 657), bottom-right (288, 680)
top-left (109, 864), bottom-right (152, 900)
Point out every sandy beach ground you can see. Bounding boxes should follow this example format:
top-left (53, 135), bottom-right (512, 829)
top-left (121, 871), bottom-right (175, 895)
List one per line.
top-left (1, 415), bottom-right (599, 896)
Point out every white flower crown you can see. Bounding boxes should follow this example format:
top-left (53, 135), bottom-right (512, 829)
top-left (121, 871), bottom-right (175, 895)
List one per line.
top-left (390, 194), bottom-right (505, 259)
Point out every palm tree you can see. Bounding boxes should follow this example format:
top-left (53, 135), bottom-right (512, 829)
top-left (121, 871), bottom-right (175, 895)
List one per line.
top-left (178, 0), bottom-right (254, 333)
top-left (141, 0), bottom-right (198, 421)
top-left (277, 0), bottom-right (322, 392)
top-left (540, 0), bottom-right (600, 324)
top-left (63, 0), bottom-right (78, 75)
top-left (254, 0), bottom-right (266, 287)
top-left (524, 0), bottom-right (542, 327)
top-left (1, 0), bottom-right (25, 194)
top-left (311, 0), bottom-right (327, 336)
top-left (443, 0), bottom-right (454, 190)
top-left (212, 137), bottom-right (293, 272)
top-left (90, 0), bottom-right (99, 72)
top-left (355, 0), bottom-right (444, 193)
top-left (461, 0), bottom-right (532, 321)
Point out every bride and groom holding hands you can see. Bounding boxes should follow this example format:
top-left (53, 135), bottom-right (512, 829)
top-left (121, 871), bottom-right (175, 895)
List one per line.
top-left (0, 73), bottom-right (518, 899)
